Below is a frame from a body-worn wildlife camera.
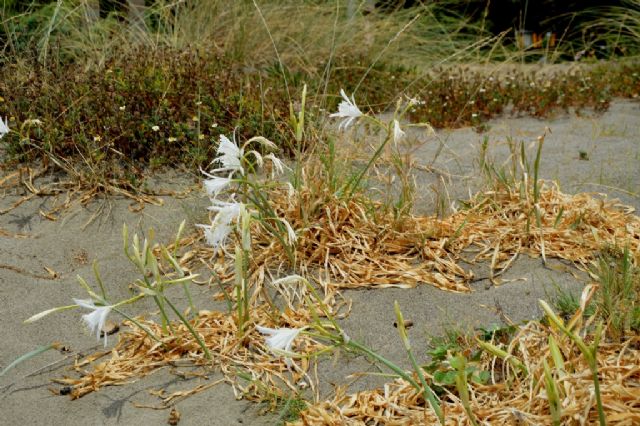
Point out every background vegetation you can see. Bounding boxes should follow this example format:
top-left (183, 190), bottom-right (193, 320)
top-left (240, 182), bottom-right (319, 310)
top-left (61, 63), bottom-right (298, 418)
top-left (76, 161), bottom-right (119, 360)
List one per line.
top-left (1, 0), bottom-right (639, 182)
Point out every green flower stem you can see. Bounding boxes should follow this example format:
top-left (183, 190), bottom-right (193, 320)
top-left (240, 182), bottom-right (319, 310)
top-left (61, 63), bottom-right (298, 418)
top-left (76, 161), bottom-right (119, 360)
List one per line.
top-left (162, 296), bottom-right (213, 361)
top-left (111, 306), bottom-right (164, 346)
top-left (138, 275), bottom-right (173, 335)
top-left (345, 116), bottom-right (391, 199)
top-left (395, 301), bottom-right (444, 424)
top-left (344, 338), bottom-right (420, 390)
top-left (539, 301), bottom-right (606, 426)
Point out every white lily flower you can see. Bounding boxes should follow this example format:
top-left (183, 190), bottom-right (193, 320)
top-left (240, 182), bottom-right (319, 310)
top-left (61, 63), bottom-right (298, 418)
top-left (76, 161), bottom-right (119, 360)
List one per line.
top-left (0, 117), bottom-right (9, 139)
top-left (201, 169), bottom-right (233, 198)
top-left (73, 298), bottom-right (113, 347)
top-left (265, 153), bottom-right (286, 176)
top-left (330, 89), bottom-right (363, 130)
top-left (209, 200), bottom-right (243, 224)
top-left (215, 134), bottom-right (244, 175)
top-left (199, 201), bottom-right (244, 248)
top-left (197, 222), bottom-right (233, 248)
top-left (256, 325), bottom-right (304, 368)
top-left (393, 119), bottom-right (405, 145)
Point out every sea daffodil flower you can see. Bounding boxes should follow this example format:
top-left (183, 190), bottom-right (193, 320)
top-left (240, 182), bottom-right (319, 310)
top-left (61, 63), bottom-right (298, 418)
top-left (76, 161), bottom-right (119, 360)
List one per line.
top-left (256, 325), bottom-right (304, 368)
top-left (264, 153), bottom-right (287, 176)
top-left (201, 168), bottom-right (233, 199)
top-left (0, 117), bottom-right (9, 139)
top-left (73, 298), bottom-right (113, 347)
top-left (199, 201), bottom-right (244, 248)
top-left (214, 134), bottom-right (244, 174)
top-left (330, 89), bottom-right (363, 130)
top-left (209, 200), bottom-right (243, 225)
top-left (393, 119), bottom-right (405, 145)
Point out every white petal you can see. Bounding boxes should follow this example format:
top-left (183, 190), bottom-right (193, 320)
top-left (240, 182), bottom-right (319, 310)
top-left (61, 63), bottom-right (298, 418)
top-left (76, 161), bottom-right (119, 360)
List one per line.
top-left (209, 201), bottom-right (243, 225)
top-left (197, 223), bottom-right (233, 248)
top-left (203, 176), bottom-right (232, 197)
top-left (280, 218), bottom-right (297, 243)
top-left (73, 298), bottom-right (97, 310)
top-left (330, 89), bottom-right (363, 130)
top-left (215, 134), bottom-right (244, 173)
top-left (265, 154), bottom-right (286, 175)
top-left (74, 298), bottom-right (112, 347)
top-left (257, 326), bottom-right (302, 352)
top-left (247, 150), bottom-right (264, 168)
top-left (393, 119), bottom-right (405, 144)
top-left (0, 117), bottom-right (9, 139)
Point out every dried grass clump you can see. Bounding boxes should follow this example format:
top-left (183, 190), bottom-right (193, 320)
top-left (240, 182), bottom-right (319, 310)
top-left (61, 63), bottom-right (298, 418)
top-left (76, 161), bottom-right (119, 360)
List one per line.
top-left (251, 180), bottom-right (640, 292)
top-left (456, 181), bottom-right (640, 282)
top-left (53, 179), bottom-right (640, 410)
top-left (295, 322), bottom-right (640, 425)
top-left (55, 307), bottom-right (323, 402)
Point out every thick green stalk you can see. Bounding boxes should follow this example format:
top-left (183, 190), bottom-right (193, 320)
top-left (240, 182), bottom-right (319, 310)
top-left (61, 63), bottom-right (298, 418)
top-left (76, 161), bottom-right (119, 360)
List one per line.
top-left (394, 301), bottom-right (443, 424)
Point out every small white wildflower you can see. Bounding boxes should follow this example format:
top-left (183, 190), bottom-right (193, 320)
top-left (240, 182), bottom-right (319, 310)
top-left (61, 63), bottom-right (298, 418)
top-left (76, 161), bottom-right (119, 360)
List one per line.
top-left (280, 218), bottom-right (297, 244)
top-left (0, 117), bottom-right (9, 139)
top-left (23, 118), bottom-right (43, 126)
top-left (119, 106), bottom-right (126, 111)
top-left (211, 123), bottom-right (218, 128)
top-left (392, 120), bottom-right (405, 145)
top-left (73, 298), bottom-right (113, 347)
top-left (256, 325), bottom-right (304, 368)
top-left (209, 200), bottom-right (243, 225)
top-left (197, 223), bottom-right (233, 248)
top-left (330, 89), bottom-right (363, 130)
top-left (152, 125), bottom-right (160, 132)
top-left (93, 135), bottom-right (102, 142)
top-left (202, 172), bottom-right (233, 198)
top-left (472, 113), bottom-right (479, 118)
top-left (199, 201), bottom-right (244, 248)
top-left (265, 153), bottom-right (286, 175)
top-left (215, 134), bottom-right (244, 175)
top-left (168, 137), bottom-right (177, 142)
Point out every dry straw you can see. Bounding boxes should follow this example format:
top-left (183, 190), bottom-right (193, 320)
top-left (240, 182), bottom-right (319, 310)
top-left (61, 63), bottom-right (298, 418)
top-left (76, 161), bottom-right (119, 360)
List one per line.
top-left (51, 179), bottom-right (639, 420)
top-left (295, 323), bottom-right (640, 425)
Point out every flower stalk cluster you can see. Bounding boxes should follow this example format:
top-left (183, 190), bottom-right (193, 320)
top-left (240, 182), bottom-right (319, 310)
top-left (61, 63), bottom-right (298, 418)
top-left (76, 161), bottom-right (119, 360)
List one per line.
top-left (330, 90), bottom-right (417, 200)
top-left (26, 221), bottom-right (210, 360)
top-left (198, 132), bottom-right (297, 337)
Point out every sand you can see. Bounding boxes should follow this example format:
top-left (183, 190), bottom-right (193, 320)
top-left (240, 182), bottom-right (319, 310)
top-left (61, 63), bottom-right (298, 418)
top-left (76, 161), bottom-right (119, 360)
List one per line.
top-left (0, 100), bottom-right (638, 425)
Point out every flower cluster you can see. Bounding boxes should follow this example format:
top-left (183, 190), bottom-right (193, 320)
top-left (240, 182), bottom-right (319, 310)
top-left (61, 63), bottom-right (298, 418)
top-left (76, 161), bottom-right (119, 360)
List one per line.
top-left (198, 133), bottom-right (293, 250)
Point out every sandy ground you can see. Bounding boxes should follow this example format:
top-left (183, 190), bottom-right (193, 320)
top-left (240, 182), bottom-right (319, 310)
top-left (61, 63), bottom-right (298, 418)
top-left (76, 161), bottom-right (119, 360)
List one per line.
top-left (0, 100), bottom-right (638, 425)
